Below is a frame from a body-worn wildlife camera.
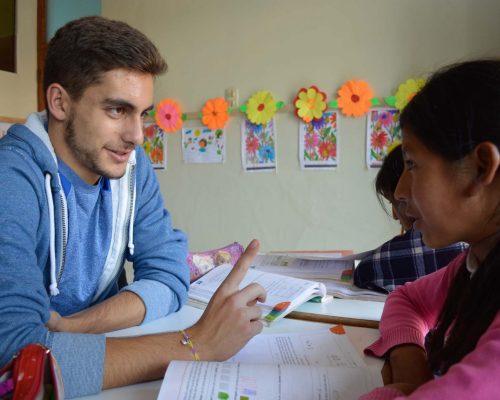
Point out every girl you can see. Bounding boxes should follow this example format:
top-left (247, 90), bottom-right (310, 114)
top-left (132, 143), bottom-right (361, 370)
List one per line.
top-left (354, 144), bottom-right (466, 293)
top-left (361, 60), bottom-right (500, 399)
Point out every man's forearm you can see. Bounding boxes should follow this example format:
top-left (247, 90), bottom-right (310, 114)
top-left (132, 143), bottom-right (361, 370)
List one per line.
top-left (55, 291), bottom-right (146, 333)
top-left (102, 324), bottom-right (213, 389)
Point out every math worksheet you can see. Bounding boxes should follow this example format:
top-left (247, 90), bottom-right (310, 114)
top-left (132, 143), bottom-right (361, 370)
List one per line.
top-left (158, 328), bottom-right (382, 400)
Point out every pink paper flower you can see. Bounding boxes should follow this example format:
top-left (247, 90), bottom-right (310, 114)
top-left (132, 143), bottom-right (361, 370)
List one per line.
top-left (155, 99), bottom-right (182, 132)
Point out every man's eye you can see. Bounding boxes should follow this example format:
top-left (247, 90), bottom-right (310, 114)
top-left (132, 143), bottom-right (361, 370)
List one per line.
top-left (110, 107), bottom-right (125, 116)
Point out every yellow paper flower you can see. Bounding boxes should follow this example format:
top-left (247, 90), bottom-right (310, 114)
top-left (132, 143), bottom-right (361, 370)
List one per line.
top-left (387, 140), bottom-right (401, 154)
top-left (337, 80), bottom-right (374, 117)
top-left (294, 85), bottom-right (327, 123)
top-left (246, 90), bottom-right (277, 125)
top-left (395, 79), bottom-right (426, 110)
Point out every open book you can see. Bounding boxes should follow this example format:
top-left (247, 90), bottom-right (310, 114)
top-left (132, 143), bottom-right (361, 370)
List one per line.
top-left (158, 327), bottom-right (382, 399)
top-left (188, 263), bottom-right (330, 325)
top-left (252, 251), bottom-right (387, 302)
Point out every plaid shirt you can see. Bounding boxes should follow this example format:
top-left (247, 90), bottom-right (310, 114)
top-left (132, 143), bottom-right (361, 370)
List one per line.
top-left (353, 228), bottom-right (467, 293)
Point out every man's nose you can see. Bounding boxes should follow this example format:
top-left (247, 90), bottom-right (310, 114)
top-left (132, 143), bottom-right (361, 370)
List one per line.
top-left (124, 115), bottom-right (144, 146)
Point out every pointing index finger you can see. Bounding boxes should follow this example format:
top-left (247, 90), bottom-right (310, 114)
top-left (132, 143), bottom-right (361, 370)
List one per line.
top-left (220, 239), bottom-right (260, 290)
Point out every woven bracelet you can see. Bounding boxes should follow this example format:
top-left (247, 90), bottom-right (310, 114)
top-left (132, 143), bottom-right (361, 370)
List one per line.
top-left (179, 329), bottom-right (200, 361)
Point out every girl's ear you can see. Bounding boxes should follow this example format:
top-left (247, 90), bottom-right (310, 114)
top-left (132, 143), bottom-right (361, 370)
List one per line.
top-left (472, 142), bottom-right (500, 186)
top-left (46, 83), bottom-right (71, 122)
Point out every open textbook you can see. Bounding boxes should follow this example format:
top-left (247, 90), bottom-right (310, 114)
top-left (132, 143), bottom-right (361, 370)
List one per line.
top-left (252, 251), bottom-right (387, 302)
top-left (158, 327), bottom-right (382, 400)
top-left (188, 263), bottom-right (330, 325)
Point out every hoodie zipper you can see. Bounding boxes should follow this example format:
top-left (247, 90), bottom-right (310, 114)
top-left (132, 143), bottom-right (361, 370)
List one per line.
top-left (56, 191), bottom-right (68, 286)
top-left (127, 164), bottom-right (136, 240)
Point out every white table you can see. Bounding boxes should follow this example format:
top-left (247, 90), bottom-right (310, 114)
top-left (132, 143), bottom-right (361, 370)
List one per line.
top-left (80, 305), bottom-right (382, 399)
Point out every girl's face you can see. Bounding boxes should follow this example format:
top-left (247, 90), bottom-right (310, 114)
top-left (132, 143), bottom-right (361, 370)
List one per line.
top-left (390, 200), bottom-right (414, 232)
top-left (394, 130), bottom-right (477, 248)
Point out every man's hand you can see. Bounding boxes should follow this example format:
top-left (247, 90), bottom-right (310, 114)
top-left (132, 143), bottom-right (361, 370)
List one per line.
top-left (46, 291), bottom-right (146, 333)
top-left (47, 310), bottom-right (63, 331)
top-left (188, 239), bottom-right (267, 360)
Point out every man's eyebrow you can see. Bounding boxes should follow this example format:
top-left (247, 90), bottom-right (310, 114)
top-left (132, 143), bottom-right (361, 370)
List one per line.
top-left (102, 98), bottom-right (136, 110)
top-left (143, 104), bottom-right (154, 114)
top-left (101, 99), bottom-right (154, 115)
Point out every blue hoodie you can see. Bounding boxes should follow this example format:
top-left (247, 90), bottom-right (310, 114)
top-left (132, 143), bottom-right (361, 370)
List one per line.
top-left (0, 112), bottom-right (189, 397)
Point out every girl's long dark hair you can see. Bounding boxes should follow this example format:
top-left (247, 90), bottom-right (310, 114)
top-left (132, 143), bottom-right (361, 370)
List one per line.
top-left (400, 60), bottom-right (500, 374)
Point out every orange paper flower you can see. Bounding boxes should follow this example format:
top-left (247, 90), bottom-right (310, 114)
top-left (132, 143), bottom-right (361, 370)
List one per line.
top-left (337, 80), bottom-right (374, 117)
top-left (294, 85), bottom-right (328, 123)
top-left (201, 97), bottom-right (229, 130)
top-left (155, 99), bottom-right (182, 132)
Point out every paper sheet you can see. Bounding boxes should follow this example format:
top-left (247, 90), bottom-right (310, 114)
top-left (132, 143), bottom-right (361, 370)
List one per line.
top-left (182, 127), bottom-right (225, 163)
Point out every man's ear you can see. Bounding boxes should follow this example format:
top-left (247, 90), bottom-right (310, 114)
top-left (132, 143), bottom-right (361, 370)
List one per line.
top-left (46, 83), bottom-right (71, 121)
top-left (472, 142), bottom-right (500, 186)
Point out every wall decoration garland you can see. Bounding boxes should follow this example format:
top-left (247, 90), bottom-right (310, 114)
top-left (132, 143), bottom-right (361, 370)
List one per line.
top-left (150, 76), bottom-right (426, 130)
top-left (143, 77), bottom-right (426, 170)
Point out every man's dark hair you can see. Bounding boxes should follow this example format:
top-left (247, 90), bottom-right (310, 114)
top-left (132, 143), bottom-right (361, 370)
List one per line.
top-left (43, 16), bottom-right (167, 109)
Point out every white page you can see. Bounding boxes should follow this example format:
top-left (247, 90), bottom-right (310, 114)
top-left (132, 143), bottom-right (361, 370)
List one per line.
top-left (228, 328), bottom-right (365, 368)
top-left (159, 361), bottom-right (382, 400)
top-left (189, 264), bottom-right (326, 323)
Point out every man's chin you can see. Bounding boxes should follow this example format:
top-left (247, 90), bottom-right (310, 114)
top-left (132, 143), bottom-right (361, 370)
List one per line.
top-left (98, 166), bottom-right (128, 180)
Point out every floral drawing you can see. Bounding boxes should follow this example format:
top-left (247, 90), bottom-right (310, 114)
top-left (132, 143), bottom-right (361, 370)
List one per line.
top-left (367, 108), bottom-right (401, 167)
top-left (242, 119), bottom-right (276, 169)
top-left (300, 111), bottom-right (338, 169)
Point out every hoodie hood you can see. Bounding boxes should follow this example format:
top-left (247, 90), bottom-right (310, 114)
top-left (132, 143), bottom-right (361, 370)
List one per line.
top-left (3, 111), bottom-right (137, 299)
top-left (7, 111), bottom-right (60, 179)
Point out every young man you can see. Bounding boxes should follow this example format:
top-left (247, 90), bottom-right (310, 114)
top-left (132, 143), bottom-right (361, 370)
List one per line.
top-left (0, 16), bottom-right (265, 398)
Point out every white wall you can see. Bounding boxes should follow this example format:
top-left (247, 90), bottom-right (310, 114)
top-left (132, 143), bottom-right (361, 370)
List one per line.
top-left (102, 0), bottom-right (500, 252)
top-left (0, 0), bottom-right (37, 118)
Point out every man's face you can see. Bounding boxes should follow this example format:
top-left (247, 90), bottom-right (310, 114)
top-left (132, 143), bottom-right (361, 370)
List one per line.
top-left (62, 69), bottom-right (154, 184)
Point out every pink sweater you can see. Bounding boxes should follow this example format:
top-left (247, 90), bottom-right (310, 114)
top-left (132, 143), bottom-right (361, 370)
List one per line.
top-left (360, 251), bottom-right (500, 399)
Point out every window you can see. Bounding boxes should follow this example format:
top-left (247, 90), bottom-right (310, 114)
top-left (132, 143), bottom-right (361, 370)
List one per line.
top-left (0, 0), bottom-right (16, 73)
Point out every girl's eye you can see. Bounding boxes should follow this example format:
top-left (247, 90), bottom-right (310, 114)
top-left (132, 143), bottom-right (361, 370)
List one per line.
top-left (405, 160), bottom-right (416, 170)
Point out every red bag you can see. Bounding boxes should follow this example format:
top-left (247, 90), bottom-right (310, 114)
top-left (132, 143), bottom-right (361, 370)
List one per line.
top-left (0, 343), bottom-right (64, 399)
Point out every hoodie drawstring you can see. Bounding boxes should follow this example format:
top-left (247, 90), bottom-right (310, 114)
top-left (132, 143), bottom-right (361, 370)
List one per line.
top-left (45, 174), bottom-right (59, 296)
